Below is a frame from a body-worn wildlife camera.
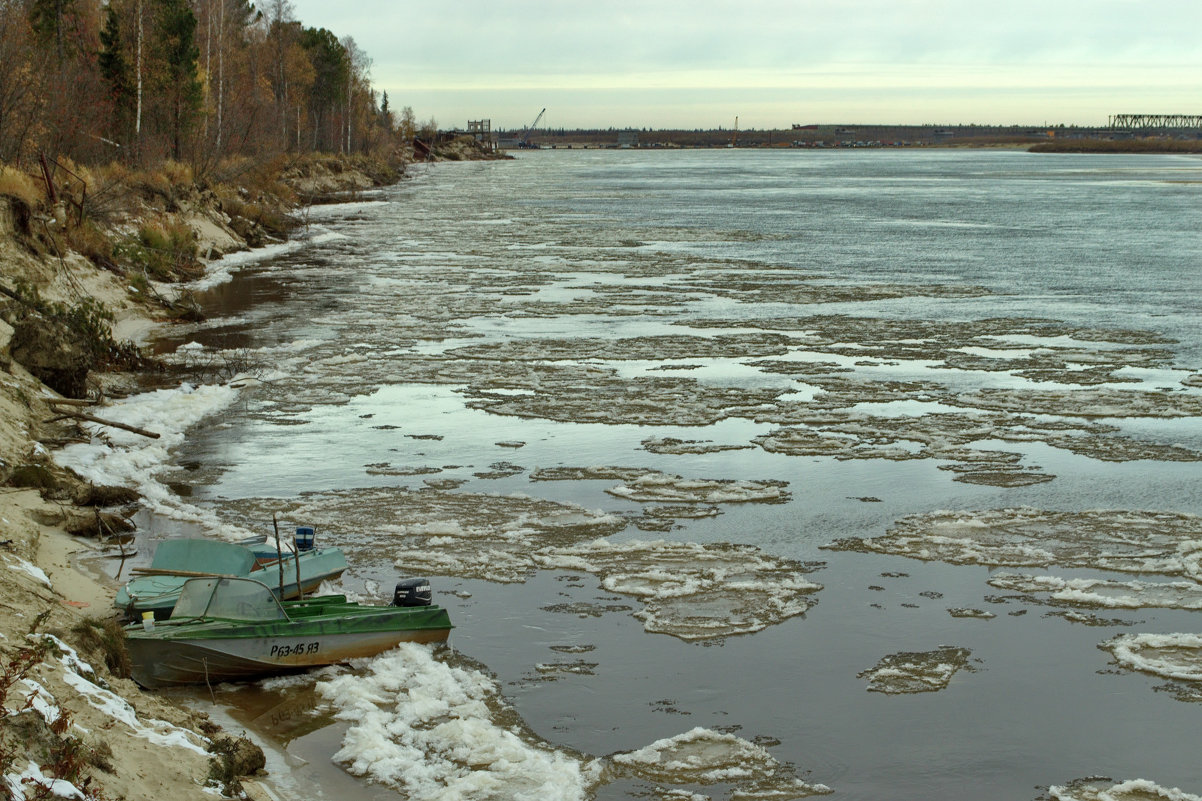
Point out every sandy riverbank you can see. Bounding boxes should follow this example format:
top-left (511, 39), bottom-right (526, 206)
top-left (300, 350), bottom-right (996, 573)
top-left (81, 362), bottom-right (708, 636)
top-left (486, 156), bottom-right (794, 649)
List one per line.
top-left (0, 313), bottom-right (266, 799)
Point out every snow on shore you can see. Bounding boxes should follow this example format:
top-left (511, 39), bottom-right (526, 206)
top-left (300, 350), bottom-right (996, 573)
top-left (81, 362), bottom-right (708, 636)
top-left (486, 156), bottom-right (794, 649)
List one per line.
top-left (53, 379), bottom-right (251, 540)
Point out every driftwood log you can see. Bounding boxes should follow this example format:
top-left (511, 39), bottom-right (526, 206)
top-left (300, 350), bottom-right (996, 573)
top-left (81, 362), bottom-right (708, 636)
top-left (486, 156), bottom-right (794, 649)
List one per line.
top-left (46, 407), bottom-right (161, 439)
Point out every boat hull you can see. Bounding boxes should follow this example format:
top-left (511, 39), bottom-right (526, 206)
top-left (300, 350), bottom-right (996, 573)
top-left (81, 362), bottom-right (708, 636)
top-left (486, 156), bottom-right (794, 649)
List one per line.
top-left (127, 609), bottom-right (451, 689)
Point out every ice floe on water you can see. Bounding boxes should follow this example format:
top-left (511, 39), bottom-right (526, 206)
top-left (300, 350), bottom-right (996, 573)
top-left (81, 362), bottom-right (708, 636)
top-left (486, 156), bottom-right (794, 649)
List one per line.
top-left (611, 727), bottom-right (832, 798)
top-left (950, 387), bottom-right (1202, 419)
top-left (535, 539), bottom-right (823, 640)
top-left (826, 508), bottom-right (1202, 577)
top-left (170, 280), bottom-right (1202, 491)
top-left (826, 503), bottom-right (1202, 708)
top-left (465, 367), bottom-right (789, 426)
top-left (857, 646), bottom-right (976, 694)
top-left (1049, 777), bottom-right (1202, 801)
top-left (315, 645), bottom-right (831, 800)
top-left (604, 472), bottom-right (790, 505)
top-left (642, 436), bottom-right (755, 455)
top-left (533, 466), bottom-right (787, 524)
top-left (1100, 633), bottom-right (1202, 683)
top-left (445, 332), bottom-right (801, 362)
top-left (688, 314), bottom-right (1177, 356)
top-left (751, 408), bottom-right (1201, 487)
top-left (987, 573), bottom-right (1202, 610)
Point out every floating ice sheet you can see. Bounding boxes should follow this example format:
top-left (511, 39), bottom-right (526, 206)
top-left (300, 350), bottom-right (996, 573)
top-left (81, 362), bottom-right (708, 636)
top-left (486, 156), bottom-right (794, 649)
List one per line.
top-left (953, 387), bottom-right (1202, 419)
top-left (857, 646), bottom-right (975, 694)
top-left (827, 508), bottom-right (1202, 577)
top-left (987, 573), bottom-right (1202, 610)
top-left (1049, 777), bottom-right (1202, 801)
top-left (1101, 633), bottom-right (1202, 683)
top-left (611, 727), bottom-right (832, 797)
top-left (534, 539), bottom-right (822, 640)
top-left (604, 472), bottom-right (790, 505)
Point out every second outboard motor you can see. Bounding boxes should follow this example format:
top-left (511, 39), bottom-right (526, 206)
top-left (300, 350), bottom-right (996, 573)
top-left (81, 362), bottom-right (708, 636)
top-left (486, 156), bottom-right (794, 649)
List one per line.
top-left (392, 578), bottom-right (432, 607)
top-left (294, 526), bottom-right (316, 552)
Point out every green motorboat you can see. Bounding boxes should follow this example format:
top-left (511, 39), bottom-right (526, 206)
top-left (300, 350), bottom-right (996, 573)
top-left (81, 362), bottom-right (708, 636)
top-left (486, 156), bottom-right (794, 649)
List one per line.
top-left (114, 532), bottom-right (348, 621)
top-left (125, 576), bottom-right (452, 689)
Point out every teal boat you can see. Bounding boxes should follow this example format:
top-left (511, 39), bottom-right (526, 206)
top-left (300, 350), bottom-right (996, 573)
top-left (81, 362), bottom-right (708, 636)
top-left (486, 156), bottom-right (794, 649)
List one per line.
top-left (125, 576), bottom-right (452, 689)
top-left (114, 532), bottom-right (348, 621)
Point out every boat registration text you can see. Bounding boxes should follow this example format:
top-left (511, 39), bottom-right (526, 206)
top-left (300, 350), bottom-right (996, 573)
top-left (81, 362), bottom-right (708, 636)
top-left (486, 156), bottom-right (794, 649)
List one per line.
top-left (270, 641), bottom-right (321, 657)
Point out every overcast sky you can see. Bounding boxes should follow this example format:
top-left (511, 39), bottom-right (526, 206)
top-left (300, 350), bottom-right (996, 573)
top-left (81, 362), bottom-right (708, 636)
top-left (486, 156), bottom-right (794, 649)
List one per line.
top-left (287, 0), bottom-right (1202, 131)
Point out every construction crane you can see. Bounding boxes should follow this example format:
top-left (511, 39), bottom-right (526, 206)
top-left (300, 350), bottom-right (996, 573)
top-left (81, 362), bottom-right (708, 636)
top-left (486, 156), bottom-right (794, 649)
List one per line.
top-left (519, 108), bottom-right (546, 148)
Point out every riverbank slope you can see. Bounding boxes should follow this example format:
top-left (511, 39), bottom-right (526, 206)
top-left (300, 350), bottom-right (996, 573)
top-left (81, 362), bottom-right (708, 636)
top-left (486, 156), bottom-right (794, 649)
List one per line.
top-left (0, 148), bottom-right (419, 800)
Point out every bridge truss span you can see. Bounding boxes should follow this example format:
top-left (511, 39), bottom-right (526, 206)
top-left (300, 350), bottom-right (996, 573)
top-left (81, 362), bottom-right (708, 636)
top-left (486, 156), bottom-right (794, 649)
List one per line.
top-left (1108, 114), bottom-right (1202, 130)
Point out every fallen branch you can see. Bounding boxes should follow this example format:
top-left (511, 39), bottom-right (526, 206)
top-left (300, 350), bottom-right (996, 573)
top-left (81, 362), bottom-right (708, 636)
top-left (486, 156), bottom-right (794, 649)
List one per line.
top-left (45, 410), bottom-right (161, 439)
top-left (46, 397), bottom-right (98, 407)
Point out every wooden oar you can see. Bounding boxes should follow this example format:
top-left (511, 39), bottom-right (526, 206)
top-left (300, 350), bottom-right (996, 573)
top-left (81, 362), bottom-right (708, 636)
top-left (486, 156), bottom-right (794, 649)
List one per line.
top-left (129, 568), bottom-right (236, 578)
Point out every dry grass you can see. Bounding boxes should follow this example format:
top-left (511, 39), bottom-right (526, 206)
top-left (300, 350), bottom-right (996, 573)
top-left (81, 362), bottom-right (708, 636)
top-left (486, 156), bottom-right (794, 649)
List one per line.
top-left (69, 617), bottom-right (132, 679)
top-left (64, 220), bottom-right (116, 269)
top-left (0, 165), bottom-right (43, 207)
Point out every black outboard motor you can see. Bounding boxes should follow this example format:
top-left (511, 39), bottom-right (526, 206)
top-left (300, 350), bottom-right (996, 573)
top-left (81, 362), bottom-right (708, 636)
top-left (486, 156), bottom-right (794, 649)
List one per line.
top-left (294, 526), bottom-right (316, 552)
top-left (392, 578), bottom-right (432, 607)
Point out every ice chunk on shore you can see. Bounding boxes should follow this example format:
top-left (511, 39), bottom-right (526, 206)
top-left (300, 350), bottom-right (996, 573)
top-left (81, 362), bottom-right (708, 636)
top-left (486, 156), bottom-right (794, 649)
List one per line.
top-left (317, 644), bottom-right (602, 800)
top-left (53, 383), bottom-right (261, 538)
top-left (318, 647), bottom-right (832, 800)
top-left (4, 555), bottom-right (51, 587)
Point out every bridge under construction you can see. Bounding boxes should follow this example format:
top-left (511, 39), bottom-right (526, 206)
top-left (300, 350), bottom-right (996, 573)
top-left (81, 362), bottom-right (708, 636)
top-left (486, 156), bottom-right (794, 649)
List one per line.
top-left (1108, 114), bottom-right (1202, 129)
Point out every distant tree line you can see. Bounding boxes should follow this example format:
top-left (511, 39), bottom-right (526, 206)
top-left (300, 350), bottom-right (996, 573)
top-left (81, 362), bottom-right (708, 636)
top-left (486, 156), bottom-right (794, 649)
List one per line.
top-left (0, 0), bottom-right (423, 167)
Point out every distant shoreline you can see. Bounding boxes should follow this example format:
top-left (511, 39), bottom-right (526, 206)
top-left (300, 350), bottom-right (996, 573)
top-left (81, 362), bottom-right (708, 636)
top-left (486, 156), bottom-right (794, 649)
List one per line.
top-left (1028, 139), bottom-right (1202, 154)
top-left (509, 127), bottom-right (1202, 153)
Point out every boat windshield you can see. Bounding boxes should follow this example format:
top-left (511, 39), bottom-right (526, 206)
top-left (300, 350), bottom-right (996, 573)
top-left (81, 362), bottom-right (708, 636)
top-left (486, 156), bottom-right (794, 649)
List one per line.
top-left (171, 577), bottom-right (289, 621)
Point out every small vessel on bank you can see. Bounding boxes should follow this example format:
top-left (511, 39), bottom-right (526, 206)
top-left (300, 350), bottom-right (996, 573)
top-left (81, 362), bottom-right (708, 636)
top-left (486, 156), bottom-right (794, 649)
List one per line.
top-left (114, 529), bottom-right (348, 621)
top-left (125, 576), bottom-right (452, 689)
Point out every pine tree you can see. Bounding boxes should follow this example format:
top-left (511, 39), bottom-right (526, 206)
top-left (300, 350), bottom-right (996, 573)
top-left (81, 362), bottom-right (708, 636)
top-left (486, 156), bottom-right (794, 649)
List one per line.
top-left (299, 27), bottom-right (348, 151)
top-left (156, 0), bottom-right (203, 160)
top-left (380, 89), bottom-right (393, 132)
top-left (28, 0), bottom-right (76, 61)
top-left (98, 4), bottom-right (134, 147)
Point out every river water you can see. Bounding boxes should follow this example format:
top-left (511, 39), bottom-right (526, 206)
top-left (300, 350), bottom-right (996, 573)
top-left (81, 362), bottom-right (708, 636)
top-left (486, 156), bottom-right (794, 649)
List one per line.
top-left (103, 149), bottom-right (1202, 800)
